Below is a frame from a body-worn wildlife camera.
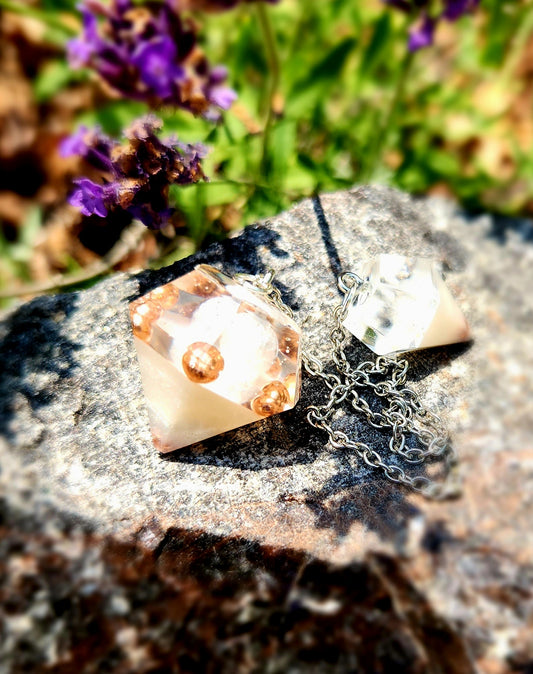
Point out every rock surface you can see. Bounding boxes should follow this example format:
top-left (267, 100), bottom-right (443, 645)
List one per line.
top-left (1, 186), bottom-right (533, 673)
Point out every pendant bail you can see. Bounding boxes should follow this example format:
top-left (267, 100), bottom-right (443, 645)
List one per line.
top-left (338, 271), bottom-right (364, 294)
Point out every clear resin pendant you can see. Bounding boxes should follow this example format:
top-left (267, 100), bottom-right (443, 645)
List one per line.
top-left (342, 254), bottom-right (470, 356)
top-left (130, 265), bottom-right (302, 452)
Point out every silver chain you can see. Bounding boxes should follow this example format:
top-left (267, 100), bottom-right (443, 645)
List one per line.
top-left (240, 270), bottom-right (462, 500)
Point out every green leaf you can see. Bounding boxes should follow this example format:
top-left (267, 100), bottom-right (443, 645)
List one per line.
top-left (34, 60), bottom-right (81, 102)
top-left (77, 101), bottom-right (147, 136)
top-left (358, 13), bottom-right (392, 81)
top-left (292, 37), bottom-right (357, 95)
top-left (0, 207), bottom-right (42, 284)
top-left (41, 0), bottom-right (78, 10)
top-left (198, 181), bottom-right (243, 207)
top-left (269, 119), bottom-right (297, 184)
top-left (426, 151), bottom-right (461, 177)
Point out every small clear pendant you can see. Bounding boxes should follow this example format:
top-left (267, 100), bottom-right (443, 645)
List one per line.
top-left (342, 254), bottom-right (470, 355)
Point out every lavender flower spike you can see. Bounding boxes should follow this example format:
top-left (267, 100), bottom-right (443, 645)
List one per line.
top-left (381, 0), bottom-right (480, 51)
top-left (442, 0), bottom-right (480, 21)
top-left (64, 115), bottom-right (208, 229)
top-left (68, 0), bottom-right (236, 118)
top-left (59, 125), bottom-right (90, 158)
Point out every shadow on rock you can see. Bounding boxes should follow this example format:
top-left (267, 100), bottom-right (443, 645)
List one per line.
top-left (0, 293), bottom-right (81, 444)
top-left (297, 462), bottom-right (421, 546)
top-left (0, 501), bottom-right (476, 674)
top-left (276, 358), bottom-right (455, 547)
top-left (482, 212), bottom-right (533, 245)
top-left (312, 195), bottom-right (344, 283)
top-left (132, 225), bottom-right (298, 310)
top-left (403, 341), bottom-right (473, 383)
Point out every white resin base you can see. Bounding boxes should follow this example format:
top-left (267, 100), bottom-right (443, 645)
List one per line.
top-left (134, 337), bottom-right (263, 452)
top-left (419, 276), bottom-right (470, 350)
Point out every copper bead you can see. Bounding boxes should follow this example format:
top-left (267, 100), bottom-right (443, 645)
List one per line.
top-left (283, 372), bottom-right (298, 402)
top-left (130, 299), bottom-right (160, 342)
top-left (278, 327), bottom-right (299, 360)
top-left (178, 270), bottom-right (220, 297)
top-left (182, 342), bottom-right (225, 383)
top-left (147, 284), bottom-right (180, 310)
top-left (251, 381), bottom-right (290, 417)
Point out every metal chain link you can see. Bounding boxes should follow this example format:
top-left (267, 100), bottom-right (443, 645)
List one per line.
top-left (240, 269), bottom-right (462, 500)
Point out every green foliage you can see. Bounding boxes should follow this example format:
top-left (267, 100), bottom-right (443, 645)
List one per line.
top-left (0, 207), bottom-right (42, 278)
top-left (0, 207), bottom-right (43, 304)
top-left (4, 0), bottom-right (533, 281)
top-left (182, 0), bottom-right (533, 230)
top-left (34, 60), bottom-right (88, 102)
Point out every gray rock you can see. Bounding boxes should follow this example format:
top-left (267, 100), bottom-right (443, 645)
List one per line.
top-left (1, 186), bottom-right (532, 673)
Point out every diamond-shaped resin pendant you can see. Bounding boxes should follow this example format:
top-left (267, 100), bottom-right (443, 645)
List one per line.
top-left (342, 254), bottom-right (470, 356)
top-left (130, 265), bottom-right (302, 452)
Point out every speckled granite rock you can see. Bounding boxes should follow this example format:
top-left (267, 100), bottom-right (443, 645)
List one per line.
top-left (1, 186), bottom-right (533, 673)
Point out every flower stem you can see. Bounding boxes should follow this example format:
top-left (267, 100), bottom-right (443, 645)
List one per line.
top-left (500, 4), bottom-right (533, 83)
top-left (363, 47), bottom-right (415, 181)
top-left (256, 2), bottom-right (281, 177)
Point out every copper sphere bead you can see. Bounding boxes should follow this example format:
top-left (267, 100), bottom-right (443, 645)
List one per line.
top-left (283, 372), bottom-right (298, 402)
top-left (147, 284), bottom-right (180, 310)
top-left (251, 381), bottom-right (290, 417)
top-left (182, 342), bottom-right (225, 384)
top-left (130, 299), bottom-right (160, 342)
top-left (178, 270), bottom-right (220, 297)
top-left (278, 326), bottom-right (299, 360)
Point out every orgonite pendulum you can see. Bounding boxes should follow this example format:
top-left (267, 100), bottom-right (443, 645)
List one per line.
top-left (130, 265), bottom-right (302, 453)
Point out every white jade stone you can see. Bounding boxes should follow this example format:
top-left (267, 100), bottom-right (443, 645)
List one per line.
top-left (190, 296), bottom-right (240, 339)
top-left (342, 254), bottom-right (470, 355)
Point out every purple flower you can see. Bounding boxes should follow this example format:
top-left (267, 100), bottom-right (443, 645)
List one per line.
top-left (60, 125), bottom-right (117, 172)
top-left (442, 0), bottom-right (480, 21)
top-left (67, 8), bottom-right (100, 67)
top-left (131, 37), bottom-right (185, 100)
top-left (408, 14), bottom-right (435, 51)
top-left (69, 178), bottom-right (108, 217)
top-left (65, 115), bottom-right (208, 229)
top-left (208, 85), bottom-right (238, 110)
top-left (382, 0), bottom-right (479, 50)
top-left (59, 125), bottom-right (90, 157)
top-left (68, 0), bottom-right (237, 118)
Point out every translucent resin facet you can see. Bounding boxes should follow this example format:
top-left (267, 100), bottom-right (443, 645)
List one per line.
top-left (342, 254), bottom-right (470, 356)
top-left (130, 265), bottom-right (302, 452)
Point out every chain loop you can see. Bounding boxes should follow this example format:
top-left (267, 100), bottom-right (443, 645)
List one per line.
top-left (246, 268), bottom-right (461, 500)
